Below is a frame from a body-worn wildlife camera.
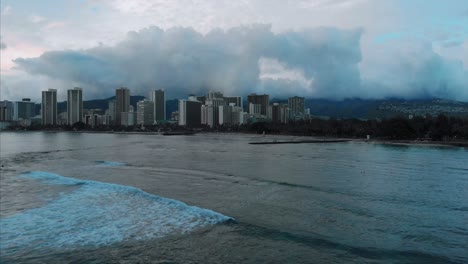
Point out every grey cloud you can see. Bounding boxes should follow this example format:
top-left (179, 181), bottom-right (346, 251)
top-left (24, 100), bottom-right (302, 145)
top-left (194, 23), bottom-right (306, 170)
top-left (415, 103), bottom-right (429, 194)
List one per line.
top-left (13, 25), bottom-right (362, 99)
top-left (362, 42), bottom-right (468, 101)
top-left (13, 25), bottom-right (468, 101)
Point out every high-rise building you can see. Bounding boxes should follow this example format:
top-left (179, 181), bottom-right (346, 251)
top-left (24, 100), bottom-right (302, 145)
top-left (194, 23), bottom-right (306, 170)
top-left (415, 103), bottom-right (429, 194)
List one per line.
top-left (224, 96), bottom-right (242, 108)
top-left (91, 114), bottom-right (101, 127)
top-left (67, 87), bottom-right (83, 125)
top-left (107, 100), bottom-right (116, 125)
top-left (115, 87), bottom-right (130, 125)
top-left (247, 94), bottom-right (269, 115)
top-left (219, 103), bottom-right (244, 126)
top-left (41, 89), bottom-right (57, 125)
top-left (137, 99), bottom-right (154, 126)
top-left (178, 99), bottom-right (202, 127)
top-left (231, 106), bottom-right (245, 125)
top-left (204, 98), bottom-right (226, 127)
top-left (121, 105), bottom-right (137, 127)
top-left (171, 111), bottom-right (179, 121)
top-left (288, 96), bottom-right (305, 119)
top-left (196, 96), bottom-right (206, 104)
top-left (267, 105), bottom-right (273, 120)
top-left (201, 105), bottom-right (209, 125)
top-left (149, 89), bottom-right (165, 123)
top-left (279, 105), bottom-right (290, 123)
top-left (13, 98), bottom-right (35, 121)
top-left (208, 91), bottom-right (224, 99)
top-left (219, 105), bottom-right (232, 125)
top-left (0, 101), bottom-right (14, 121)
top-left (272, 103), bottom-right (280, 123)
top-left (58, 112), bottom-right (68, 125)
top-left (249, 103), bottom-right (261, 115)
top-left (271, 103), bottom-right (290, 123)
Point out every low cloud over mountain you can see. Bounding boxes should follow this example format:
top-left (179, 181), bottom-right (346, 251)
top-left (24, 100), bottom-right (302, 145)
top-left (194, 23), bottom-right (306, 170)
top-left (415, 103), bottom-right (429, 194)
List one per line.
top-left (12, 25), bottom-right (468, 101)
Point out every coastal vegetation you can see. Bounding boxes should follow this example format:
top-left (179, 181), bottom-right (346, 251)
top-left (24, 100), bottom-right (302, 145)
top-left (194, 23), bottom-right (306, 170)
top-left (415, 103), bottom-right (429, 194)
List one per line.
top-left (6, 114), bottom-right (468, 142)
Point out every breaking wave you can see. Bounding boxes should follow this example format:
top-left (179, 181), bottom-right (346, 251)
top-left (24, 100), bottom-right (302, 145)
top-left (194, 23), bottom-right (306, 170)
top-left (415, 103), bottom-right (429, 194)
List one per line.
top-left (0, 171), bottom-right (231, 254)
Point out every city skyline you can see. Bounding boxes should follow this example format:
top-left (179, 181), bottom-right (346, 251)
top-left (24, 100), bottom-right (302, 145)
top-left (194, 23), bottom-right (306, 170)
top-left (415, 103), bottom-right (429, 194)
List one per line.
top-left (1, 85), bottom-right (311, 127)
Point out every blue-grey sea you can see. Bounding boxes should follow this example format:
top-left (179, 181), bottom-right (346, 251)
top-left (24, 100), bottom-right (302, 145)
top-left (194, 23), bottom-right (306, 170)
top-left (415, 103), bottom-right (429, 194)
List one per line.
top-left (0, 132), bottom-right (467, 263)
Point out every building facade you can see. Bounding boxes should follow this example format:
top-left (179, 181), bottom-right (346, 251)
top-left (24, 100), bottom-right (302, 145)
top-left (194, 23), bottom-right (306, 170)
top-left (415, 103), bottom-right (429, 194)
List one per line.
top-left (178, 99), bottom-right (202, 127)
top-left (224, 96), bottom-right (242, 108)
top-left (249, 103), bottom-right (261, 115)
top-left (219, 103), bottom-right (244, 126)
top-left (137, 99), bottom-right (155, 126)
top-left (272, 103), bottom-right (290, 123)
top-left (41, 89), bottom-right (57, 125)
top-left (208, 91), bottom-right (224, 99)
top-left (247, 93), bottom-right (269, 115)
top-left (0, 101), bottom-right (14, 121)
top-left (107, 100), bottom-right (116, 125)
top-left (67, 87), bottom-right (83, 125)
top-left (121, 111), bottom-right (137, 126)
top-left (13, 98), bottom-right (36, 121)
top-left (115, 87), bottom-right (130, 126)
top-left (150, 89), bottom-right (165, 123)
top-left (288, 96), bottom-right (305, 119)
top-left (205, 98), bottom-right (226, 127)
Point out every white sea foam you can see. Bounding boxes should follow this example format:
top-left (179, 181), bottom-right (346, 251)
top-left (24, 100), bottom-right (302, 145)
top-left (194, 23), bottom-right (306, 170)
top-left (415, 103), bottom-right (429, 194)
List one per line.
top-left (96, 160), bottom-right (126, 166)
top-left (0, 171), bottom-right (231, 253)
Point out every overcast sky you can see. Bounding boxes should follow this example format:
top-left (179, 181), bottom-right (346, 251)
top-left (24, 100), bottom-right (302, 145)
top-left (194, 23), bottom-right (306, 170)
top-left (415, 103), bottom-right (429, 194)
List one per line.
top-left (1, 0), bottom-right (467, 101)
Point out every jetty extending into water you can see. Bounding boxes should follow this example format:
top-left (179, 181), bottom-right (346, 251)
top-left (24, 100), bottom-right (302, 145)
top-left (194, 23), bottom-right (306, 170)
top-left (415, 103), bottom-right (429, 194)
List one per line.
top-left (249, 139), bottom-right (350, 145)
top-left (162, 131), bottom-right (196, 136)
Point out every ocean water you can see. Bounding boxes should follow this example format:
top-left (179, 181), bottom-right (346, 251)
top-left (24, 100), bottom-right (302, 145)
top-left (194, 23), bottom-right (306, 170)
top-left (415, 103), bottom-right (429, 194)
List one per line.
top-left (0, 132), bottom-right (467, 263)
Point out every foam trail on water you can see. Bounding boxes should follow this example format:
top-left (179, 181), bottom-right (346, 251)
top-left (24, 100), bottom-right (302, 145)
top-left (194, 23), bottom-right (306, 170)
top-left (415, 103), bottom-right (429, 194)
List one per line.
top-left (96, 160), bottom-right (126, 166)
top-left (0, 171), bottom-right (231, 254)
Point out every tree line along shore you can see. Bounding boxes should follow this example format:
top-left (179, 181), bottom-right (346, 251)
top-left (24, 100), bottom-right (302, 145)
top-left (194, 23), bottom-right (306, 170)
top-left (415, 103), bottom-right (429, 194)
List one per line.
top-left (4, 114), bottom-right (468, 145)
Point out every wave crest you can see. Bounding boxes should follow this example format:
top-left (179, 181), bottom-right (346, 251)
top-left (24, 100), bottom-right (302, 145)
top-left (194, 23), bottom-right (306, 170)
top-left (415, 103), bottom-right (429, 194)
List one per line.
top-left (0, 171), bottom-right (231, 253)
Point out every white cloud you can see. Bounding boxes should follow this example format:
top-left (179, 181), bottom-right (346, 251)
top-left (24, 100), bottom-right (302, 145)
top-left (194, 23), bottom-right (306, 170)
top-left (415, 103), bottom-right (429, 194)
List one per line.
top-left (259, 57), bottom-right (312, 88)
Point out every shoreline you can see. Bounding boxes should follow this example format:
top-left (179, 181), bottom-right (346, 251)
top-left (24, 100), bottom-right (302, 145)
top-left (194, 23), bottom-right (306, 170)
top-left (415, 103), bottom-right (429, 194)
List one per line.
top-left (1, 129), bottom-right (467, 148)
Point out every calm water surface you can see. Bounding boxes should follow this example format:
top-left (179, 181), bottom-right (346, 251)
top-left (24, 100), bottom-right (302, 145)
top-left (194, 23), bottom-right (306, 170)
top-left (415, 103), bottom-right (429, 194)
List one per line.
top-left (0, 132), bottom-right (467, 263)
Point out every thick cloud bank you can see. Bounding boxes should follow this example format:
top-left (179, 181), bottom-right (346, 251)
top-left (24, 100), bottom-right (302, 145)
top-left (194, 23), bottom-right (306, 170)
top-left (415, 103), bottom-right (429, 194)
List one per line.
top-left (13, 25), bottom-right (468, 100)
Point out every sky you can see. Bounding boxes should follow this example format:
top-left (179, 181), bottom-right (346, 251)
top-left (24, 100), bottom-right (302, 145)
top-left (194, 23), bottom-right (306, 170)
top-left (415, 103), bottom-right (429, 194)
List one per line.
top-left (1, 0), bottom-right (467, 101)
